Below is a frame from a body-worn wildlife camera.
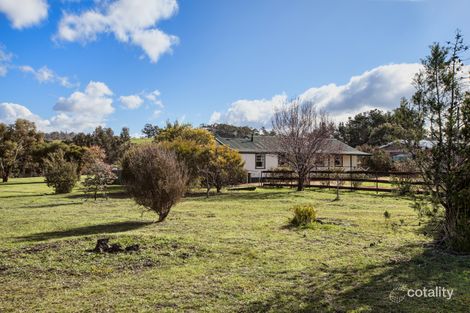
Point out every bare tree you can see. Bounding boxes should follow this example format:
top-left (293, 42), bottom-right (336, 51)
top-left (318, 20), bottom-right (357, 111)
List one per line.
top-left (272, 99), bottom-right (335, 191)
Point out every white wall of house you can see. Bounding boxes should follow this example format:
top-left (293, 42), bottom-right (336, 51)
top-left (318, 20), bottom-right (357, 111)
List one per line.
top-left (241, 153), bottom-right (278, 178)
top-left (240, 153), bottom-right (363, 180)
top-left (318, 154), bottom-right (359, 171)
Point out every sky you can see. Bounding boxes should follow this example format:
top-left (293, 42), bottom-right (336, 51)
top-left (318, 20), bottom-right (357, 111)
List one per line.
top-left (0, 0), bottom-right (469, 136)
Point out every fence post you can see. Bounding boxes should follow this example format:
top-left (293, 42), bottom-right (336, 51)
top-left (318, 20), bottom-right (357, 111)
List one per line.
top-left (376, 172), bottom-right (378, 194)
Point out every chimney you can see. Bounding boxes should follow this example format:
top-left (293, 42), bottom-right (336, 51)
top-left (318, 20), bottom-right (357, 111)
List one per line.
top-left (251, 133), bottom-right (254, 142)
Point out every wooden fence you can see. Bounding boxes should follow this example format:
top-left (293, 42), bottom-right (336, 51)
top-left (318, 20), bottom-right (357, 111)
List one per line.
top-left (260, 170), bottom-right (425, 193)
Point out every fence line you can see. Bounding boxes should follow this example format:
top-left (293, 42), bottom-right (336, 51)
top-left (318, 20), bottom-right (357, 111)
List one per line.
top-left (260, 170), bottom-right (425, 193)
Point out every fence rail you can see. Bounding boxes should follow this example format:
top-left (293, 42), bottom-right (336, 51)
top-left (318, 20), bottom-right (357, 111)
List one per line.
top-left (260, 170), bottom-right (425, 193)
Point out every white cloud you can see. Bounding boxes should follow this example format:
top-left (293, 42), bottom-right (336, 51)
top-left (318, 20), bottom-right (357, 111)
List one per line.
top-left (52, 81), bottom-right (114, 131)
top-left (0, 45), bottom-right (12, 76)
top-left (1, 81), bottom-right (115, 132)
top-left (145, 89), bottom-right (163, 107)
top-left (120, 94), bottom-right (143, 109)
top-left (212, 64), bottom-right (422, 127)
top-left (209, 111), bottom-right (221, 124)
top-left (19, 65), bottom-right (76, 88)
top-left (299, 63), bottom-right (422, 115)
top-left (56, 0), bottom-right (179, 63)
top-left (0, 0), bottom-right (48, 29)
top-left (214, 94), bottom-right (288, 128)
top-left (0, 102), bottom-right (51, 129)
top-left (152, 110), bottom-right (162, 119)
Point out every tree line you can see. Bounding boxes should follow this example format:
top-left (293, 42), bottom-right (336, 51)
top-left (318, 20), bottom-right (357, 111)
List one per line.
top-left (0, 121), bottom-right (131, 182)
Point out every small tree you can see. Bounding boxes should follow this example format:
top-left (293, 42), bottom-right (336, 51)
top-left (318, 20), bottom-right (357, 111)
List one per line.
top-left (332, 167), bottom-right (345, 201)
top-left (44, 150), bottom-right (79, 194)
top-left (201, 145), bottom-right (246, 196)
top-left (407, 31), bottom-right (470, 252)
top-left (83, 161), bottom-right (117, 200)
top-left (122, 144), bottom-right (188, 222)
top-left (82, 146), bottom-right (106, 166)
top-left (272, 99), bottom-right (335, 191)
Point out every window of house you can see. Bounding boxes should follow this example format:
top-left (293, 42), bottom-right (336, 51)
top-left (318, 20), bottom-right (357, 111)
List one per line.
top-left (314, 156), bottom-right (325, 167)
top-left (278, 153), bottom-right (288, 167)
top-left (255, 154), bottom-right (265, 169)
top-left (334, 155), bottom-right (343, 167)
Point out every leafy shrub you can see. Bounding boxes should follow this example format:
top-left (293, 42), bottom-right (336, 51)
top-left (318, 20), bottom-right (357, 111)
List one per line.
top-left (291, 204), bottom-right (317, 226)
top-left (122, 144), bottom-right (188, 222)
top-left (44, 150), bottom-right (79, 194)
top-left (82, 161), bottom-right (117, 200)
top-left (358, 144), bottom-right (393, 172)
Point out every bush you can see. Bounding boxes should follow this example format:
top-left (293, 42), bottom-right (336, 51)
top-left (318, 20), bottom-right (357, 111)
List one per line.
top-left (291, 204), bottom-right (317, 226)
top-left (44, 150), bottom-right (79, 194)
top-left (82, 161), bottom-right (117, 200)
top-left (358, 144), bottom-right (393, 172)
top-left (122, 144), bottom-right (188, 222)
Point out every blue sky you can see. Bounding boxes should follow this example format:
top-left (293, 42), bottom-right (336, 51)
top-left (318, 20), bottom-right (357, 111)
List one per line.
top-left (0, 0), bottom-right (469, 135)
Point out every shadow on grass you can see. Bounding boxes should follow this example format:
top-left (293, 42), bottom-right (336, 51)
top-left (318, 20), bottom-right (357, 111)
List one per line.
top-left (16, 221), bottom-right (153, 242)
top-left (0, 181), bottom-right (46, 186)
top-left (65, 191), bottom-right (130, 200)
top-left (0, 193), bottom-right (51, 199)
top-left (19, 201), bottom-right (84, 209)
top-left (240, 244), bottom-right (470, 313)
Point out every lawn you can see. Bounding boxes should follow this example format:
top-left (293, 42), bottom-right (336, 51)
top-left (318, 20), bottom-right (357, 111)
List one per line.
top-left (1, 178), bottom-right (469, 312)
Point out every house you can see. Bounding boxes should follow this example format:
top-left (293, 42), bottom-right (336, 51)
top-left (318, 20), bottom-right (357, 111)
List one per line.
top-left (379, 140), bottom-right (434, 161)
top-left (216, 135), bottom-right (370, 180)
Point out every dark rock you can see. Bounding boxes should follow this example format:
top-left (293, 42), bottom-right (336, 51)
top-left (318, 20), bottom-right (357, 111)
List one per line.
top-left (107, 243), bottom-right (123, 253)
top-left (93, 238), bottom-right (110, 253)
top-left (125, 244), bottom-right (140, 252)
top-left (90, 238), bottom-right (139, 253)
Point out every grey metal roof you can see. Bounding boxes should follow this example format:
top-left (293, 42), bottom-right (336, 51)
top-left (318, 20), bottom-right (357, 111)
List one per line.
top-left (215, 136), bottom-right (280, 153)
top-left (379, 139), bottom-right (434, 150)
top-left (216, 135), bottom-right (370, 155)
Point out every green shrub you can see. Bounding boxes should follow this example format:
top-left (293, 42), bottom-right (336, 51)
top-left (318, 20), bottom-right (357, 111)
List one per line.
top-left (43, 150), bottom-right (79, 194)
top-left (122, 144), bottom-right (188, 222)
top-left (291, 204), bottom-right (317, 226)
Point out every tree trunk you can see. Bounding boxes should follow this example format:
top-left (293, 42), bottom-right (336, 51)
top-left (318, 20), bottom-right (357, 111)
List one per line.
top-left (334, 185), bottom-right (340, 201)
top-left (2, 168), bottom-right (10, 183)
top-left (297, 175), bottom-right (305, 191)
top-left (157, 209), bottom-right (170, 223)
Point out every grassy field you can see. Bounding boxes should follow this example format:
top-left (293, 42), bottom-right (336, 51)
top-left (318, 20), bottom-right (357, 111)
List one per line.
top-left (1, 178), bottom-right (469, 312)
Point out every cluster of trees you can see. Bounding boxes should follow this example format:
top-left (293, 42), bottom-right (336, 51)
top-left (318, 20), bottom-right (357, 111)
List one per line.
top-left (122, 122), bottom-right (246, 222)
top-left (1, 118), bottom-right (246, 222)
top-left (154, 122), bottom-right (246, 196)
top-left (142, 122), bottom-right (275, 139)
top-left (0, 122), bottom-right (131, 182)
top-left (335, 101), bottom-right (423, 148)
top-left (333, 100), bottom-right (426, 172)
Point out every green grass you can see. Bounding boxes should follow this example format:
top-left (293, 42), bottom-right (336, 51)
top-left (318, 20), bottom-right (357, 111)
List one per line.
top-left (130, 137), bottom-right (153, 144)
top-left (1, 177), bottom-right (469, 312)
